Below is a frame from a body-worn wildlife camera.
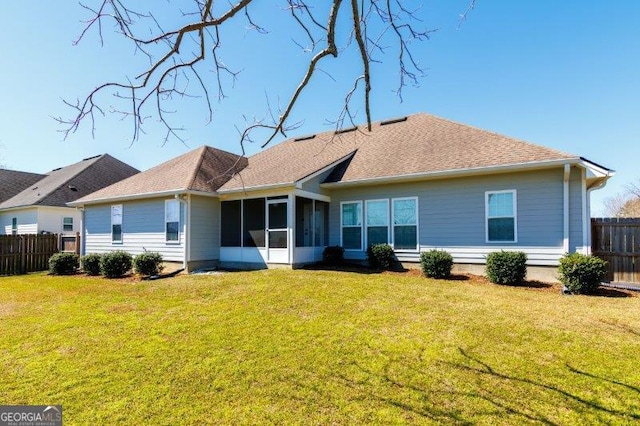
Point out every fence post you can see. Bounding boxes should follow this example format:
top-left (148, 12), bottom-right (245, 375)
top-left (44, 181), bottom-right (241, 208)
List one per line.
top-left (19, 236), bottom-right (27, 274)
top-left (75, 232), bottom-right (81, 256)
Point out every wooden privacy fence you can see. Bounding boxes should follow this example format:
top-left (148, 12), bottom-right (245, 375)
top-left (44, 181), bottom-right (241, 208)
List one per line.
top-left (591, 218), bottom-right (640, 284)
top-left (0, 233), bottom-right (80, 275)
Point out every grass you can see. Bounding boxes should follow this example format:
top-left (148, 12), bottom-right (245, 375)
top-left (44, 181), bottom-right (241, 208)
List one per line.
top-left (1, 269), bottom-right (639, 424)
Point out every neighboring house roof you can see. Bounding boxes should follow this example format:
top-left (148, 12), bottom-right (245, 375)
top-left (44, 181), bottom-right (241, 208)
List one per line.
top-left (71, 146), bottom-right (247, 204)
top-left (218, 113), bottom-right (585, 192)
top-left (0, 169), bottom-right (47, 203)
top-left (0, 154), bottom-right (139, 210)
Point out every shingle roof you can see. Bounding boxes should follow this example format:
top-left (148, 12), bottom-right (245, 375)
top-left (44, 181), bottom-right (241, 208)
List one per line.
top-left (219, 113), bottom-right (578, 191)
top-left (0, 169), bottom-right (47, 203)
top-left (0, 155), bottom-right (139, 209)
top-left (72, 146), bottom-right (247, 204)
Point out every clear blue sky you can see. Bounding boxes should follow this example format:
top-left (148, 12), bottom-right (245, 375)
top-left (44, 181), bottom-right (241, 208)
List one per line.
top-left (0, 1), bottom-right (638, 215)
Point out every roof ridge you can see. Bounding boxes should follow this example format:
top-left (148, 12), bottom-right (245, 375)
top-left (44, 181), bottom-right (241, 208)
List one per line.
top-left (186, 146), bottom-right (208, 190)
top-left (34, 154), bottom-right (107, 206)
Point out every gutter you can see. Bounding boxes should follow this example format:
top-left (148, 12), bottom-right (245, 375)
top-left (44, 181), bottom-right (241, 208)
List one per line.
top-left (67, 189), bottom-right (218, 207)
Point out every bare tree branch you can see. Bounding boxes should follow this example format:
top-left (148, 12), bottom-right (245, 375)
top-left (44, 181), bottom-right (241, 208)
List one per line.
top-left (61, 0), bottom-right (452, 149)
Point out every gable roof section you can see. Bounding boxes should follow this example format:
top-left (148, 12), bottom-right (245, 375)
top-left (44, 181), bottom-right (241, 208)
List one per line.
top-left (71, 146), bottom-right (247, 204)
top-left (0, 155), bottom-right (139, 210)
top-left (0, 169), bottom-right (47, 203)
top-left (219, 113), bottom-right (580, 192)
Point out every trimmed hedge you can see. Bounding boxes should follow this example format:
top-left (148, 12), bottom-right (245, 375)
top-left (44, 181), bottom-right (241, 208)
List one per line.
top-left (81, 253), bottom-right (102, 276)
top-left (133, 252), bottom-right (164, 277)
top-left (100, 250), bottom-right (133, 278)
top-left (49, 252), bottom-right (79, 275)
top-left (420, 249), bottom-right (453, 279)
top-left (323, 246), bottom-right (345, 265)
top-left (558, 253), bottom-right (608, 294)
top-left (367, 244), bottom-right (395, 271)
top-left (486, 251), bottom-right (527, 285)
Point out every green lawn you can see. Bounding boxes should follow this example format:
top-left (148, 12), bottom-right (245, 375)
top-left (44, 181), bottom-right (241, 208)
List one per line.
top-left (1, 270), bottom-right (639, 424)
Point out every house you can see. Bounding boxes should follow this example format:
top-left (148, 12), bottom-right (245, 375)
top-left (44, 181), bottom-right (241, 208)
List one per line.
top-left (0, 155), bottom-right (139, 236)
top-left (69, 113), bottom-right (613, 280)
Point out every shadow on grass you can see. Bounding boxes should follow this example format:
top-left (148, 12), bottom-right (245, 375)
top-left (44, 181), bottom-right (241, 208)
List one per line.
top-left (302, 263), bottom-right (382, 275)
top-left (590, 287), bottom-right (634, 298)
top-left (444, 348), bottom-right (640, 422)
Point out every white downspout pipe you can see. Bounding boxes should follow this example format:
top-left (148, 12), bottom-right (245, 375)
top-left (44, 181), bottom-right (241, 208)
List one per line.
top-left (563, 164), bottom-right (570, 253)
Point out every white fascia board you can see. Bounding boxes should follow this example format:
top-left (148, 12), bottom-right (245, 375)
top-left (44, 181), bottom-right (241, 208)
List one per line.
top-left (217, 182), bottom-right (294, 196)
top-left (67, 189), bottom-right (218, 207)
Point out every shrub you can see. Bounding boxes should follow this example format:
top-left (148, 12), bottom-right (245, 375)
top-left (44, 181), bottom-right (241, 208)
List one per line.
top-left (486, 251), bottom-right (527, 285)
top-left (558, 253), bottom-right (607, 294)
top-left (367, 244), bottom-right (395, 271)
top-left (100, 250), bottom-right (133, 278)
top-left (133, 252), bottom-right (164, 277)
top-left (81, 253), bottom-right (102, 276)
top-left (420, 249), bottom-right (454, 279)
top-left (48, 252), bottom-right (79, 275)
top-left (323, 246), bottom-right (345, 265)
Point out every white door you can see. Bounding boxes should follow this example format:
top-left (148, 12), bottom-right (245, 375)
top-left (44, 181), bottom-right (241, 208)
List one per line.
top-left (267, 200), bottom-right (289, 263)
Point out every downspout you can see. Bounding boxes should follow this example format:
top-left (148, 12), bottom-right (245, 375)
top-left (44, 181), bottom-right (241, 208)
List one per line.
top-left (581, 168), bottom-right (589, 254)
top-left (563, 164), bottom-right (570, 253)
top-left (176, 194), bottom-right (190, 270)
top-left (77, 206), bottom-right (85, 256)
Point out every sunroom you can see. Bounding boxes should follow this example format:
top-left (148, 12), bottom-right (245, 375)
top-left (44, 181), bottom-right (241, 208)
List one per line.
top-left (218, 192), bottom-right (329, 268)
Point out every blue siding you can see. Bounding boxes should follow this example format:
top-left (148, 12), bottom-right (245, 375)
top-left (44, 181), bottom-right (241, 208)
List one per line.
top-left (84, 198), bottom-right (185, 262)
top-left (327, 168), bottom-right (572, 265)
top-left (189, 195), bottom-right (220, 261)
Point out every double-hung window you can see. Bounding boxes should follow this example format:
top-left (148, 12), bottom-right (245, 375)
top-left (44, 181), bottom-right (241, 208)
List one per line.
top-left (392, 197), bottom-right (418, 250)
top-left (486, 190), bottom-right (517, 242)
top-left (11, 218), bottom-right (17, 235)
top-left (366, 199), bottom-right (389, 246)
top-left (63, 217), bottom-right (73, 232)
top-left (341, 201), bottom-right (363, 250)
top-left (111, 205), bottom-right (123, 243)
top-left (165, 200), bottom-right (180, 242)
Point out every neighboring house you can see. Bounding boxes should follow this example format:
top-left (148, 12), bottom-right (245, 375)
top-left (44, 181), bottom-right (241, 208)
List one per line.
top-left (0, 169), bottom-right (47, 203)
top-left (0, 155), bottom-right (139, 236)
top-left (70, 113), bottom-right (613, 280)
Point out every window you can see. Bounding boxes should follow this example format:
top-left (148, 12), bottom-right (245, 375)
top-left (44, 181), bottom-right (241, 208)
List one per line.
top-left (221, 200), bottom-right (242, 247)
top-left (63, 217), bottom-right (73, 232)
top-left (341, 201), bottom-right (363, 250)
top-left (366, 199), bottom-right (389, 246)
top-left (111, 205), bottom-right (122, 243)
top-left (165, 200), bottom-right (180, 242)
top-left (486, 190), bottom-right (517, 242)
top-left (11, 218), bottom-right (17, 235)
top-left (392, 197), bottom-right (418, 250)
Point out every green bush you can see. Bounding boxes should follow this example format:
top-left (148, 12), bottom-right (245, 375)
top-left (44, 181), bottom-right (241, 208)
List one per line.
top-left (486, 251), bottom-right (527, 285)
top-left (81, 253), bottom-right (102, 276)
top-left (420, 249), bottom-right (453, 279)
top-left (100, 250), bottom-right (133, 278)
top-left (558, 253), bottom-right (607, 294)
top-left (323, 246), bottom-right (345, 265)
top-left (48, 252), bottom-right (79, 275)
top-left (133, 252), bottom-right (164, 277)
top-left (367, 244), bottom-right (395, 271)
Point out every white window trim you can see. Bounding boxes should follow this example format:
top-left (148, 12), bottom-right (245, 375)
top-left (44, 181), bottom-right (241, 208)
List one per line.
top-left (391, 196), bottom-right (419, 252)
top-left (165, 199), bottom-right (181, 244)
top-left (340, 200), bottom-right (363, 251)
top-left (365, 199), bottom-right (390, 248)
top-left (11, 217), bottom-right (17, 235)
top-left (62, 217), bottom-right (74, 232)
top-left (111, 204), bottom-right (123, 244)
top-left (485, 189), bottom-right (518, 243)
